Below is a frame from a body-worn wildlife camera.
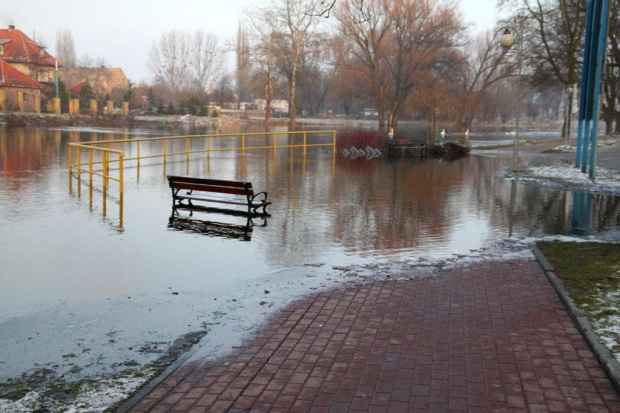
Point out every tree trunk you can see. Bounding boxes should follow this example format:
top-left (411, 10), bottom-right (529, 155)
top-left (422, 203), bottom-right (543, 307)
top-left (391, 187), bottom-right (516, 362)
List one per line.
top-left (378, 111), bottom-right (386, 128)
top-left (429, 109), bottom-right (436, 148)
top-left (288, 37), bottom-right (301, 131)
top-left (264, 79), bottom-right (272, 125)
top-left (605, 118), bottom-right (613, 135)
top-left (288, 68), bottom-right (297, 130)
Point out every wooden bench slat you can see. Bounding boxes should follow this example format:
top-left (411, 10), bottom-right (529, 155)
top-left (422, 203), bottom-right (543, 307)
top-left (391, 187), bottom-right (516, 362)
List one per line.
top-left (173, 182), bottom-right (250, 196)
top-left (176, 193), bottom-right (267, 206)
top-left (169, 175), bottom-right (249, 188)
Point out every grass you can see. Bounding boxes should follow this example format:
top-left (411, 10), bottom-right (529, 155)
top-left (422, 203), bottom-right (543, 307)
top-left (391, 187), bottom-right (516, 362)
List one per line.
top-left (537, 241), bottom-right (620, 354)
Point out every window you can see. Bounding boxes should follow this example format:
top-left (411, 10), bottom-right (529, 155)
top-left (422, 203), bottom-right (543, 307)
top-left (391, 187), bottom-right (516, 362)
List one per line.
top-left (39, 49), bottom-right (44, 57)
top-left (0, 45), bottom-right (3, 55)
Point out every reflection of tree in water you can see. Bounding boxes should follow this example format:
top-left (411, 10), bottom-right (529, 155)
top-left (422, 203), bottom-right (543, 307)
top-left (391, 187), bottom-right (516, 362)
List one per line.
top-left (262, 154), bottom-right (620, 267)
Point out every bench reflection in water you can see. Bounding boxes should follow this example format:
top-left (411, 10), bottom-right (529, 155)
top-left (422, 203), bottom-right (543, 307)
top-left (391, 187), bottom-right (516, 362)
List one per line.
top-left (167, 209), bottom-right (267, 242)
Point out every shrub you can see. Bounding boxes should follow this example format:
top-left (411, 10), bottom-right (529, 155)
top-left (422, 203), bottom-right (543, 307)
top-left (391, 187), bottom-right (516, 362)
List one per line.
top-left (429, 141), bottom-right (470, 159)
top-left (336, 130), bottom-right (380, 151)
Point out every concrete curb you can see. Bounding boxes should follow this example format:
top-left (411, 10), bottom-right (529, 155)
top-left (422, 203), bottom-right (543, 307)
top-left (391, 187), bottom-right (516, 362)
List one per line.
top-left (532, 245), bottom-right (620, 395)
top-left (115, 342), bottom-right (201, 413)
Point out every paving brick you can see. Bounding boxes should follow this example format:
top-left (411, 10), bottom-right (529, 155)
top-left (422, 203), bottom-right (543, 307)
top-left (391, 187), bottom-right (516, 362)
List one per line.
top-left (130, 260), bottom-right (620, 413)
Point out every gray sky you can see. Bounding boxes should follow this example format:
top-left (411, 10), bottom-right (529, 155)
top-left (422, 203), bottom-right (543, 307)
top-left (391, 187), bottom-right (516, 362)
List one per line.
top-left (1, 0), bottom-right (499, 83)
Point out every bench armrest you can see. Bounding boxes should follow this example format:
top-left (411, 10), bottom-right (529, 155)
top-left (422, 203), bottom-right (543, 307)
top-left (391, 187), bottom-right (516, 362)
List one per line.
top-left (251, 191), bottom-right (269, 203)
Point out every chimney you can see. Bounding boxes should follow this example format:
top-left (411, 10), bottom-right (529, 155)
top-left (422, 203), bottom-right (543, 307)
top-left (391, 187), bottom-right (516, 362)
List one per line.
top-left (8, 25), bottom-right (15, 30)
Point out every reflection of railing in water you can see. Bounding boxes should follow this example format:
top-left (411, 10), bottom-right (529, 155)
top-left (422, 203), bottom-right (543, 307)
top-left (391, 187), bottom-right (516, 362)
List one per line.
top-left (68, 144), bottom-right (125, 231)
top-left (67, 131), bottom-right (337, 230)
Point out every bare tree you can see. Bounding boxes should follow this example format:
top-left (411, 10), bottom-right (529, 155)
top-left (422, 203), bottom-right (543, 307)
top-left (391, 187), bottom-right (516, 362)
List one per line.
top-left (336, 0), bottom-right (463, 127)
top-left (336, 0), bottom-right (392, 126)
top-left (76, 55), bottom-right (107, 68)
top-left (604, 0), bottom-right (620, 134)
top-left (55, 29), bottom-right (76, 67)
top-left (385, 0), bottom-right (464, 127)
top-left (148, 30), bottom-right (191, 99)
top-left (236, 23), bottom-right (253, 108)
top-left (327, 34), bottom-right (369, 116)
top-left (270, 0), bottom-right (324, 129)
top-left (190, 30), bottom-right (224, 94)
top-left (455, 31), bottom-right (517, 129)
top-left (246, 7), bottom-right (282, 124)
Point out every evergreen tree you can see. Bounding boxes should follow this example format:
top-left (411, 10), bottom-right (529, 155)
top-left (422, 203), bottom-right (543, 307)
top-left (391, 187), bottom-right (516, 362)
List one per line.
top-left (157, 99), bottom-right (165, 115)
top-left (165, 102), bottom-right (176, 115)
top-left (187, 95), bottom-right (201, 115)
top-left (79, 83), bottom-right (94, 110)
top-left (58, 80), bottom-right (70, 113)
top-left (147, 87), bottom-right (157, 112)
top-left (123, 80), bottom-right (134, 103)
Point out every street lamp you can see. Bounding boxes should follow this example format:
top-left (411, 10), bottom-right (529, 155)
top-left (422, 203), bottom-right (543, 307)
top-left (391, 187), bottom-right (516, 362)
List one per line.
top-left (498, 28), bottom-right (523, 172)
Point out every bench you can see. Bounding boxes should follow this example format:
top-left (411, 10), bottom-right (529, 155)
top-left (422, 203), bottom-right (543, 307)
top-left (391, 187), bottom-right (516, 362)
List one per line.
top-left (167, 175), bottom-right (271, 216)
top-left (387, 140), bottom-right (428, 158)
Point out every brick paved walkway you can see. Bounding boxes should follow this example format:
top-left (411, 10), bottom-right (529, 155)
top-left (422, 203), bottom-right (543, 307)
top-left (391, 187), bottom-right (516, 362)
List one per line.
top-left (130, 259), bottom-right (620, 412)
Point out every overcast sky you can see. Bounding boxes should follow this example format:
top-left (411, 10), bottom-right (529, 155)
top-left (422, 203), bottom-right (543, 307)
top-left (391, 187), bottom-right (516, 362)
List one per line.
top-left (0, 0), bottom-right (499, 83)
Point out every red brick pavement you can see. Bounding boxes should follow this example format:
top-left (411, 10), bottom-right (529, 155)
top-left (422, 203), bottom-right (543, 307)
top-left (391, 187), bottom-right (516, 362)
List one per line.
top-left (130, 259), bottom-right (620, 412)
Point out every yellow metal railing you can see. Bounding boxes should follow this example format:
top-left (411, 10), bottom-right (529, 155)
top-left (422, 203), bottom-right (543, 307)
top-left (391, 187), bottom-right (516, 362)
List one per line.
top-left (68, 130), bottom-right (337, 198)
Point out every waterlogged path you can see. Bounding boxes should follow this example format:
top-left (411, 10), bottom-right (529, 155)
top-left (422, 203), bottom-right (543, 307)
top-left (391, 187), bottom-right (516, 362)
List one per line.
top-left (131, 259), bottom-right (620, 412)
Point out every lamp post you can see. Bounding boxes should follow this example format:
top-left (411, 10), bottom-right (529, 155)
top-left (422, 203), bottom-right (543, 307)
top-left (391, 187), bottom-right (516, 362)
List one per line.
top-left (499, 28), bottom-right (523, 173)
top-left (565, 85), bottom-right (574, 145)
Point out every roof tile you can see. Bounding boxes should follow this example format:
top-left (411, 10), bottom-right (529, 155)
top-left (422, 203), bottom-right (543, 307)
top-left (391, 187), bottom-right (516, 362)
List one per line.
top-left (0, 61), bottom-right (44, 88)
top-left (0, 26), bottom-right (60, 67)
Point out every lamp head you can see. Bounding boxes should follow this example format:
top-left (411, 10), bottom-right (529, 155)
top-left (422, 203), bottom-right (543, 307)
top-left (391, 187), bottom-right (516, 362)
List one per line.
top-left (499, 29), bottom-right (515, 49)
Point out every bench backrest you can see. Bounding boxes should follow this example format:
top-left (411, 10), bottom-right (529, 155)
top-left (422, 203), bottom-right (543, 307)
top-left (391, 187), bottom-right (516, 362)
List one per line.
top-left (167, 175), bottom-right (253, 196)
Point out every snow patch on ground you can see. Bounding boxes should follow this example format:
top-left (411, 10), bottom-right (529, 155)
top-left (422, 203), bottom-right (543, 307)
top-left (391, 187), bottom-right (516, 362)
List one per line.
top-left (547, 145), bottom-right (576, 153)
top-left (0, 369), bottom-right (157, 413)
top-left (583, 290), bottom-right (620, 363)
top-left (506, 164), bottom-right (620, 195)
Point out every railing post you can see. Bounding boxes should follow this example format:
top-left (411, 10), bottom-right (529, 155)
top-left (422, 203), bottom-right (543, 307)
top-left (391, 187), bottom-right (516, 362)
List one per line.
top-left (89, 148), bottom-right (93, 186)
top-left (137, 141), bottom-right (141, 165)
top-left (186, 137), bottom-right (190, 163)
top-left (119, 153), bottom-right (124, 196)
top-left (303, 132), bottom-right (307, 154)
top-left (273, 133), bottom-right (277, 155)
top-left (242, 134), bottom-right (246, 155)
top-left (163, 139), bottom-right (167, 162)
top-left (68, 145), bottom-right (73, 176)
top-left (77, 146), bottom-right (82, 179)
top-left (103, 150), bottom-right (109, 189)
top-left (332, 131), bottom-right (337, 153)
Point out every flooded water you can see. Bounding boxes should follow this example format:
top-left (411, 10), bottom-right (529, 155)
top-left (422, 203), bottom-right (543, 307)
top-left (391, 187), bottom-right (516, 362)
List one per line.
top-left (1, 123), bottom-right (619, 388)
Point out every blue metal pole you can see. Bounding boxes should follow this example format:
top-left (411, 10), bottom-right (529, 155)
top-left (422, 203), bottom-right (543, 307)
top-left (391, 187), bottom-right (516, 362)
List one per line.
top-left (580, 0), bottom-right (602, 172)
top-left (575, 0), bottom-right (595, 167)
top-left (587, 0), bottom-right (611, 179)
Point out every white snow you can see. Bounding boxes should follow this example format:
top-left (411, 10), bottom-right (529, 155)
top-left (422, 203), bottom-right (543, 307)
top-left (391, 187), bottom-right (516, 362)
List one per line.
top-left (507, 164), bottom-right (620, 194)
top-left (0, 369), bottom-right (157, 413)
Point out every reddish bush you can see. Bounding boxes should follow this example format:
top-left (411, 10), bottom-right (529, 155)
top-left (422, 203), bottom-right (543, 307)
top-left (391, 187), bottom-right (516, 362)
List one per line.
top-left (336, 130), bottom-right (381, 151)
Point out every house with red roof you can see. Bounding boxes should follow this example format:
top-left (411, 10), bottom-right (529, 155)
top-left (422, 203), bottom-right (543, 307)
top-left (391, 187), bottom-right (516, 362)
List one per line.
top-left (0, 60), bottom-right (44, 111)
top-left (0, 24), bottom-right (60, 112)
top-left (0, 25), bottom-right (60, 85)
